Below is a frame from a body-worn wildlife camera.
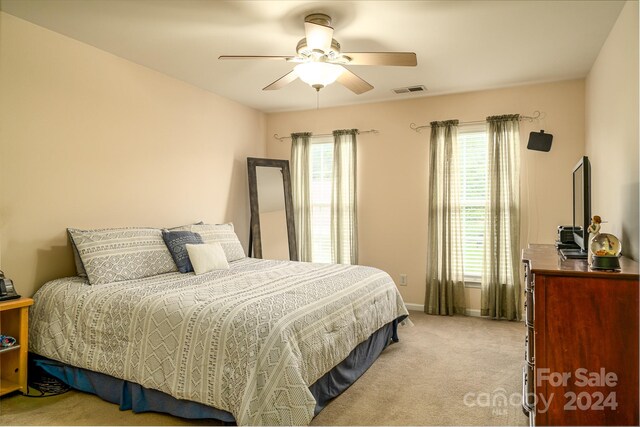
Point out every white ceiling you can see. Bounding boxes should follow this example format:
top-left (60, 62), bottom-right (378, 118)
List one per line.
top-left (0, 0), bottom-right (624, 113)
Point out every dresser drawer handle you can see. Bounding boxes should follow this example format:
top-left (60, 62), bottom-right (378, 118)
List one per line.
top-left (522, 367), bottom-right (534, 413)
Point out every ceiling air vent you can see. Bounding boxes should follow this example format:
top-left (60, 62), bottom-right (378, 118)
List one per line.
top-left (393, 85), bottom-right (427, 94)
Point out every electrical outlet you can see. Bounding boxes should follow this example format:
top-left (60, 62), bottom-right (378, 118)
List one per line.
top-left (399, 274), bottom-right (408, 286)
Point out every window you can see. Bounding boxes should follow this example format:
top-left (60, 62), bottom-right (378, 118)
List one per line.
top-left (458, 126), bottom-right (488, 281)
top-left (309, 137), bottom-right (333, 262)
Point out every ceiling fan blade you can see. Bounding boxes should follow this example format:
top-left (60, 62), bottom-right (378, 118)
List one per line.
top-left (337, 67), bottom-right (374, 95)
top-left (341, 52), bottom-right (417, 66)
top-left (219, 55), bottom-right (294, 61)
top-left (263, 70), bottom-right (298, 91)
top-left (304, 21), bottom-right (334, 53)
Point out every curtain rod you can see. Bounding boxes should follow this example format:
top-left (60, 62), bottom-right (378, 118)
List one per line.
top-left (273, 129), bottom-right (379, 141)
top-left (409, 111), bottom-right (544, 133)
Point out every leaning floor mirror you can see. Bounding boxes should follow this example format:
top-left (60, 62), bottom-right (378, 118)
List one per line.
top-left (247, 157), bottom-right (298, 261)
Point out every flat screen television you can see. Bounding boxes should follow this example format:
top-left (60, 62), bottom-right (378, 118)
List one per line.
top-left (561, 156), bottom-right (591, 259)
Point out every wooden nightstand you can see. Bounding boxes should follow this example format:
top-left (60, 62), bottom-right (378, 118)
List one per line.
top-left (0, 297), bottom-right (34, 396)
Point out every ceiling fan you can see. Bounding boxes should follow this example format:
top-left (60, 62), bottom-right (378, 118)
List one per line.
top-left (219, 13), bottom-right (417, 94)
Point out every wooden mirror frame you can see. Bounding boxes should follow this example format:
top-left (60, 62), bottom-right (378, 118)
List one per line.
top-left (247, 157), bottom-right (298, 261)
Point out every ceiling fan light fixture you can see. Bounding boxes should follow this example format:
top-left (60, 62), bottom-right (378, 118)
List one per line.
top-left (220, 12), bottom-right (416, 96)
top-left (294, 62), bottom-right (344, 90)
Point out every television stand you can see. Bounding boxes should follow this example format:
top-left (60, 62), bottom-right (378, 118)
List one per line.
top-left (522, 244), bottom-right (639, 425)
top-left (559, 248), bottom-right (588, 259)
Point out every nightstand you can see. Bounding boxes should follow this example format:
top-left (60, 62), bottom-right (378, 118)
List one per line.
top-left (0, 297), bottom-right (34, 396)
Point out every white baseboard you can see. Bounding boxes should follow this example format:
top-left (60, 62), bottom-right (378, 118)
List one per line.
top-left (404, 303), bottom-right (482, 317)
top-left (404, 303), bottom-right (424, 312)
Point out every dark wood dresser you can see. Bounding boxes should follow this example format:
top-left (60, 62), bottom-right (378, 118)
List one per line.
top-left (522, 244), bottom-right (639, 426)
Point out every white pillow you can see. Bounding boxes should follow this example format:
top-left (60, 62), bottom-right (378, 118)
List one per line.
top-left (186, 243), bottom-right (230, 275)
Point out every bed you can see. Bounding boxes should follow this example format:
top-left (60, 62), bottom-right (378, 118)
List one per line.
top-left (29, 254), bottom-right (409, 425)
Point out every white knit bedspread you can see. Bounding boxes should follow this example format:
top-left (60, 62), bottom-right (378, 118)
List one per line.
top-left (29, 258), bottom-right (408, 425)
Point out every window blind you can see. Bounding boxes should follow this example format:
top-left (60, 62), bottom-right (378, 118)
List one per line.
top-left (458, 127), bottom-right (488, 279)
top-left (310, 138), bottom-right (333, 263)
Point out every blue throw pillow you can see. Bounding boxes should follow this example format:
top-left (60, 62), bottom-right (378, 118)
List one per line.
top-left (162, 230), bottom-right (203, 273)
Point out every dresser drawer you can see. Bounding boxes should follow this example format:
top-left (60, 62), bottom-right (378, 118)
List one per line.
top-left (524, 288), bottom-right (534, 327)
top-left (524, 264), bottom-right (533, 291)
top-left (522, 365), bottom-right (535, 413)
top-left (525, 326), bottom-right (535, 366)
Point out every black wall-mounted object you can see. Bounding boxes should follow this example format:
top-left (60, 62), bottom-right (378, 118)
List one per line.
top-left (527, 130), bottom-right (553, 152)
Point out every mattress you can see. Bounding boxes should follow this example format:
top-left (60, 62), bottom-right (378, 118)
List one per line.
top-left (29, 258), bottom-right (409, 425)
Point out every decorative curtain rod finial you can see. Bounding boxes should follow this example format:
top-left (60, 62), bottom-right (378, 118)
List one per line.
top-left (520, 110), bottom-right (544, 123)
top-left (409, 123), bottom-right (427, 133)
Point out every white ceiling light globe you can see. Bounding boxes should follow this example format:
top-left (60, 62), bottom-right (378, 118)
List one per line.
top-left (294, 62), bottom-right (344, 89)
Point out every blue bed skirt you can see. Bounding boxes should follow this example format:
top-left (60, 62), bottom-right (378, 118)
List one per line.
top-left (33, 316), bottom-right (406, 423)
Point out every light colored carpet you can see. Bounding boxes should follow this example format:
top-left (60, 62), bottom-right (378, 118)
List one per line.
top-left (0, 311), bottom-right (528, 426)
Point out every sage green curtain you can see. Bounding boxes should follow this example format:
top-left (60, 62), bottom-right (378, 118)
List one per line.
top-left (331, 129), bottom-right (358, 265)
top-left (290, 132), bottom-right (313, 262)
top-left (481, 115), bottom-right (521, 320)
top-left (425, 120), bottom-right (466, 315)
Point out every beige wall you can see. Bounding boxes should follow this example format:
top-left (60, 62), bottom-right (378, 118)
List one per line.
top-left (266, 80), bottom-right (586, 308)
top-left (586, 0), bottom-right (639, 261)
top-left (0, 12), bottom-right (266, 297)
